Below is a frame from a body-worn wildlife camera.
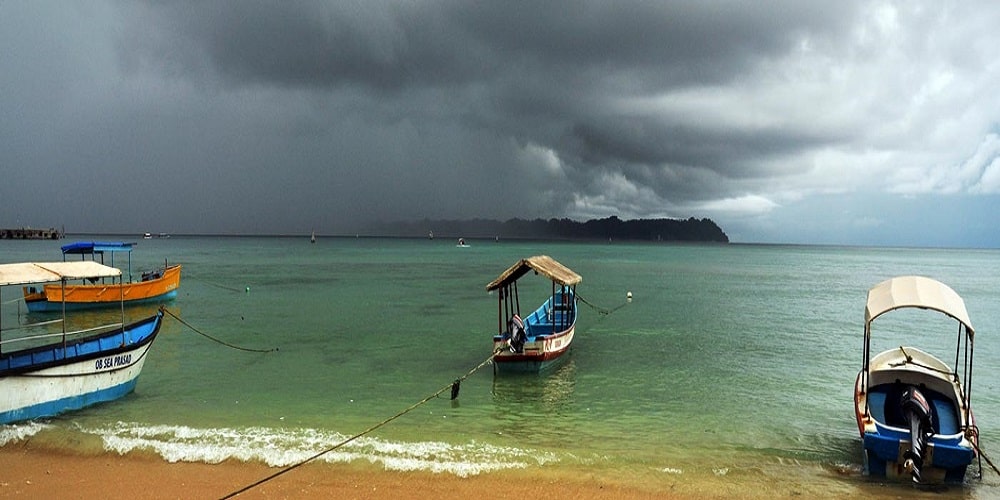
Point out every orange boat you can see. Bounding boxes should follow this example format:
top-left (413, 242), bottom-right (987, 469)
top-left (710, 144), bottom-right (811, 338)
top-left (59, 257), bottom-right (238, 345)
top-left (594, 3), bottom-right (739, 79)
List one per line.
top-left (22, 241), bottom-right (181, 312)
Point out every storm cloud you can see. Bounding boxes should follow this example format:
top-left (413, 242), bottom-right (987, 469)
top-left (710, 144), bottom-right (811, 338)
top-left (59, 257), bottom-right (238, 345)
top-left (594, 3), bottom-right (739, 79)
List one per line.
top-left (3, 1), bottom-right (1000, 245)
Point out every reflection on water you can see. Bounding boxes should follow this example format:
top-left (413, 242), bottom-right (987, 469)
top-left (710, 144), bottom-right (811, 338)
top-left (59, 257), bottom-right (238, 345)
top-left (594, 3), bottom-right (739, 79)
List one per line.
top-left (488, 359), bottom-right (578, 446)
top-left (491, 358), bottom-right (577, 410)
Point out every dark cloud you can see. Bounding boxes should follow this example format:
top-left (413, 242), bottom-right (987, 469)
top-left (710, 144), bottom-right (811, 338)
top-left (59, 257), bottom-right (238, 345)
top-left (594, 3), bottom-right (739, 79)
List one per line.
top-left (2, 1), bottom-right (999, 245)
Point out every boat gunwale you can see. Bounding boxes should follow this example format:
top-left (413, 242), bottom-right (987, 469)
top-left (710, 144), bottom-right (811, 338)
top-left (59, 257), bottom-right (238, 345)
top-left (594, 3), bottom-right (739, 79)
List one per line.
top-left (0, 312), bottom-right (162, 377)
top-left (36, 264), bottom-right (181, 296)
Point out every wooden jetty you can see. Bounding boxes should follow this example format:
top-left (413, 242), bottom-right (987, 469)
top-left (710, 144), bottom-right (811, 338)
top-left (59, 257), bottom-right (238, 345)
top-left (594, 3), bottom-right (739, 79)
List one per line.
top-left (0, 227), bottom-right (62, 240)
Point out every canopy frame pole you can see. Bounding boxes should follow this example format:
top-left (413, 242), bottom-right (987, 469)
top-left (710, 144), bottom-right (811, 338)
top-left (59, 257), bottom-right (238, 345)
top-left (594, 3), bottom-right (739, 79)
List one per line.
top-left (120, 272), bottom-right (127, 345)
top-left (551, 280), bottom-right (556, 335)
top-left (61, 278), bottom-right (68, 357)
top-left (496, 288), bottom-right (503, 335)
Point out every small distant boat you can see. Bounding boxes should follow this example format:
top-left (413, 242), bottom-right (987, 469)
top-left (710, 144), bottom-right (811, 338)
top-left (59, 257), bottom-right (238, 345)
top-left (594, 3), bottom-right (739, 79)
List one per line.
top-left (487, 256), bottom-right (581, 373)
top-left (22, 241), bottom-right (181, 312)
top-left (143, 232), bottom-right (152, 239)
top-left (855, 276), bottom-right (979, 483)
top-left (0, 261), bottom-right (164, 424)
top-left (457, 238), bottom-right (470, 248)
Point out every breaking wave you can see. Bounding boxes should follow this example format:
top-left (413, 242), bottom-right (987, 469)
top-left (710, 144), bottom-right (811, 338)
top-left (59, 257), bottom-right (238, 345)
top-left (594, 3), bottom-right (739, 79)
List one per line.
top-left (0, 421), bottom-right (48, 445)
top-left (79, 422), bottom-right (558, 477)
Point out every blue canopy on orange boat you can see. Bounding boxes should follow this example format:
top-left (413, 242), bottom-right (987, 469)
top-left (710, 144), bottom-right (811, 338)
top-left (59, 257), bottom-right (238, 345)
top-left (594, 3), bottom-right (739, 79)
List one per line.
top-left (61, 241), bottom-right (133, 255)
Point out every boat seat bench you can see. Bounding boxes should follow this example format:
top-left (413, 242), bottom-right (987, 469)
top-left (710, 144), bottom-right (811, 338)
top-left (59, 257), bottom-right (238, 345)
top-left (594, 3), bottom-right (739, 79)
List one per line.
top-left (867, 384), bottom-right (960, 435)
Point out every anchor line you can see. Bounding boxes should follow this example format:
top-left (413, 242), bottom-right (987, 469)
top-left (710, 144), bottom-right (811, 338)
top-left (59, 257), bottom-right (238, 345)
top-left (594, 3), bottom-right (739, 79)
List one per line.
top-left (161, 307), bottom-right (278, 353)
top-left (220, 347), bottom-right (503, 499)
top-left (184, 275), bottom-right (246, 293)
top-left (967, 426), bottom-right (1000, 479)
top-left (575, 294), bottom-right (627, 316)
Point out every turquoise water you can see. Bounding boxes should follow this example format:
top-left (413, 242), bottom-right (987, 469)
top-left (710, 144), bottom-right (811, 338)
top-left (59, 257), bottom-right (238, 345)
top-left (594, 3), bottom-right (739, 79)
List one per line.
top-left (3, 237), bottom-right (1000, 495)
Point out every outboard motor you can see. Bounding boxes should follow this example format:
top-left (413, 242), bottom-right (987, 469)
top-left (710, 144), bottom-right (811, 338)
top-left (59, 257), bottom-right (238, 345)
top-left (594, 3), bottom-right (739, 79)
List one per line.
top-left (508, 315), bottom-right (527, 353)
top-left (900, 386), bottom-right (934, 484)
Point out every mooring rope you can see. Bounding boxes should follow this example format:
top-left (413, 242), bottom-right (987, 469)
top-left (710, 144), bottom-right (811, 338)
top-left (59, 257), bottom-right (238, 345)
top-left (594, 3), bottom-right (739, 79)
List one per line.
top-left (219, 347), bottom-right (503, 499)
top-left (161, 307), bottom-right (278, 353)
top-left (575, 293), bottom-right (628, 316)
top-left (967, 426), bottom-right (1000, 479)
top-left (184, 275), bottom-right (247, 293)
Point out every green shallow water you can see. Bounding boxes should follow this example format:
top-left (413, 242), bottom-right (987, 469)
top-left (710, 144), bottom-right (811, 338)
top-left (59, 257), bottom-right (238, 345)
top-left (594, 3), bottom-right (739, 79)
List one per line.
top-left (3, 236), bottom-right (1000, 496)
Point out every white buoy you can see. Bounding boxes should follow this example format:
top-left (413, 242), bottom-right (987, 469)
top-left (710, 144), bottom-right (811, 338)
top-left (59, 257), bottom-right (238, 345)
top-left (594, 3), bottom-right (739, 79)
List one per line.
top-left (246, 286), bottom-right (251, 293)
top-left (626, 291), bottom-right (632, 302)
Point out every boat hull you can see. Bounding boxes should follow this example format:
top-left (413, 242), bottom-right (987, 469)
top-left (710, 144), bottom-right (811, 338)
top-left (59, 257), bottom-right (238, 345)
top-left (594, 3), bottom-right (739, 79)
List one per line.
top-left (0, 312), bottom-right (162, 424)
top-left (486, 256), bottom-right (580, 375)
top-left (854, 347), bottom-right (976, 483)
top-left (23, 265), bottom-right (181, 312)
top-left (493, 325), bottom-right (574, 373)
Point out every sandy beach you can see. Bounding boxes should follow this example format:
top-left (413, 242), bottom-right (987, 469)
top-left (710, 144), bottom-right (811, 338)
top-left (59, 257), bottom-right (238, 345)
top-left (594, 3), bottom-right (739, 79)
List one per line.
top-left (0, 442), bottom-right (930, 500)
top-left (0, 445), bottom-right (689, 500)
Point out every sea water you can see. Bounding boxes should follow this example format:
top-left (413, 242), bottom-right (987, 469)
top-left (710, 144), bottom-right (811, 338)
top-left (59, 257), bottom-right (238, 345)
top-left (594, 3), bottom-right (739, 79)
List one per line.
top-left (3, 236), bottom-right (1000, 496)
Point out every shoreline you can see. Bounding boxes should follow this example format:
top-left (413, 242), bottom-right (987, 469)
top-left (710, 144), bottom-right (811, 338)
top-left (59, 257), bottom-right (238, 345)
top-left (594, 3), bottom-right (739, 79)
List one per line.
top-left (0, 442), bottom-right (949, 499)
top-left (0, 445), bottom-right (684, 500)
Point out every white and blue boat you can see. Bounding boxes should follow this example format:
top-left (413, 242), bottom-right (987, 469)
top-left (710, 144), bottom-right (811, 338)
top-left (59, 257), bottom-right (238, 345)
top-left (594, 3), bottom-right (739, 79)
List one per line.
top-left (0, 261), bottom-right (163, 424)
top-left (854, 276), bottom-right (979, 483)
top-left (487, 256), bottom-right (581, 373)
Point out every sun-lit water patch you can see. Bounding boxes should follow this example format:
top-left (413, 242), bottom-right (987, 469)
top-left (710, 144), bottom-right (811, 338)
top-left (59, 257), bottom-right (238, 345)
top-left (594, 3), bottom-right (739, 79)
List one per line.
top-left (83, 421), bottom-right (557, 477)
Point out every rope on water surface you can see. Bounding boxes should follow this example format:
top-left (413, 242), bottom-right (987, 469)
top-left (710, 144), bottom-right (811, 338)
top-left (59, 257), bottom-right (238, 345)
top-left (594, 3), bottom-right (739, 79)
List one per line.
top-left (184, 274), bottom-right (247, 293)
top-left (219, 347), bottom-right (503, 499)
top-left (575, 293), bottom-right (628, 316)
top-left (162, 307), bottom-right (278, 353)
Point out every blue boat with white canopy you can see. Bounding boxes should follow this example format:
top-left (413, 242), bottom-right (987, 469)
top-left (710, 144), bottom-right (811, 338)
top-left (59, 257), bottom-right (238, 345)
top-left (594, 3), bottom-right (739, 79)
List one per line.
top-left (854, 275), bottom-right (979, 483)
top-left (0, 261), bottom-right (163, 424)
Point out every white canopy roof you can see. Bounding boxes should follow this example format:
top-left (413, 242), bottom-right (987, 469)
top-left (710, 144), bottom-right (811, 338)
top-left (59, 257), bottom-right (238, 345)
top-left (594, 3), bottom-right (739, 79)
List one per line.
top-left (865, 275), bottom-right (974, 337)
top-left (0, 261), bottom-right (121, 287)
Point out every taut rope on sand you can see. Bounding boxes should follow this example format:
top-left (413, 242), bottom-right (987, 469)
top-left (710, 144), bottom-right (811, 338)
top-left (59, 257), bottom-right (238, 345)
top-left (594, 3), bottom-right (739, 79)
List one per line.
top-left (219, 347), bottom-right (503, 499)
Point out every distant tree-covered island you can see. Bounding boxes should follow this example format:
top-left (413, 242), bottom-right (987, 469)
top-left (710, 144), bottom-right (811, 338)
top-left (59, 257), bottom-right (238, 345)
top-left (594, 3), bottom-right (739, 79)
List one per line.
top-left (373, 216), bottom-right (729, 243)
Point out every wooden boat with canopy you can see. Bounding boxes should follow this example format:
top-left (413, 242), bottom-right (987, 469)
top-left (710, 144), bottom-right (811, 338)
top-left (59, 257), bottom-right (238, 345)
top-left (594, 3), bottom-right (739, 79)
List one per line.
top-left (0, 261), bottom-right (163, 424)
top-left (486, 256), bottom-right (581, 373)
top-left (854, 275), bottom-right (979, 483)
top-left (22, 241), bottom-right (180, 312)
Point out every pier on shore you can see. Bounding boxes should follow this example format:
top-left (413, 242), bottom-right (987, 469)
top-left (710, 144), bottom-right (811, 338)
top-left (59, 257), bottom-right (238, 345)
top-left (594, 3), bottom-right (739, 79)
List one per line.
top-left (0, 227), bottom-right (62, 240)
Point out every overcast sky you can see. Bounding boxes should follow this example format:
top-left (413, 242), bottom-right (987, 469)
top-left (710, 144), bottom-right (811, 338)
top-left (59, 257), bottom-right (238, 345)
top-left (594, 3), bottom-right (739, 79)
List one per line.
top-left (3, 1), bottom-right (1000, 247)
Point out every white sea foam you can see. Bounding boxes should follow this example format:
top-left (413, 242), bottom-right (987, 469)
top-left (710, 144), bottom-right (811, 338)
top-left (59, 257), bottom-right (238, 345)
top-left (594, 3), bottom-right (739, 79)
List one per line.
top-left (82, 422), bottom-right (557, 477)
top-left (0, 421), bottom-right (47, 445)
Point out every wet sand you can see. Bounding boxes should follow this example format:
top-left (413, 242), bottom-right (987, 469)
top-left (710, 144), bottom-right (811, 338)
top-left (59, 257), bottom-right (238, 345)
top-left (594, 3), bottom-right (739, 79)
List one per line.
top-left (0, 445), bottom-right (683, 500)
top-left (1, 443), bottom-right (978, 499)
